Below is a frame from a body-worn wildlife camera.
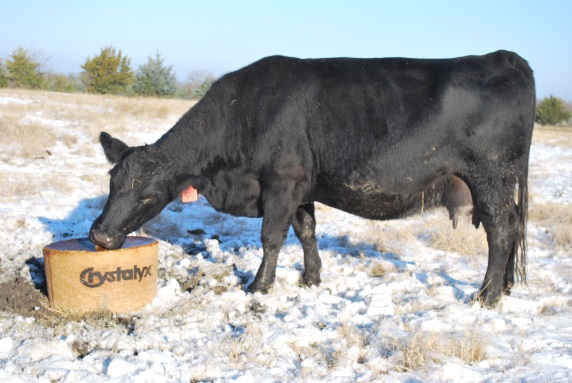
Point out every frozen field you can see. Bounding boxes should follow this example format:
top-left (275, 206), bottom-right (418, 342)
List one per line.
top-left (0, 89), bottom-right (571, 382)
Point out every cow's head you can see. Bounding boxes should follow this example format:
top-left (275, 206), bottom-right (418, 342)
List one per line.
top-left (89, 132), bottom-right (177, 249)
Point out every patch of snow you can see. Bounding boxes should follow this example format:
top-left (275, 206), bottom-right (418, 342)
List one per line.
top-left (1, 90), bottom-right (571, 382)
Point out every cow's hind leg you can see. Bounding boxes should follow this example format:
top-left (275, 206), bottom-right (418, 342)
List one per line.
top-left (248, 178), bottom-right (300, 294)
top-left (292, 203), bottom-right (322, 287)
top-left (474, 186), bottom-right (519, 307)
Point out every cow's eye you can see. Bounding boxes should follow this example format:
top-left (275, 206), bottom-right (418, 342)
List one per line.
top-left (141, 195), bottom-right (157, 205)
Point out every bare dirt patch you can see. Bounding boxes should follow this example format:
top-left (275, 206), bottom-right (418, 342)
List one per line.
top-left (0, 276), bottom-right (48, 319)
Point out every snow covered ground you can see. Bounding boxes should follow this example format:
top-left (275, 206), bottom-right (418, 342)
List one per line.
top-left (0, 90), bottom-right (571, 382)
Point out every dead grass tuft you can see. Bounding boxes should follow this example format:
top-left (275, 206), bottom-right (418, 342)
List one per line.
top-left (36, 297), bottom-right (128, 332)
top-left (338, 320), bottom-right (369, 348)
top-left (364, 222), bottom-right (418, 255)
top-left (0, 117), bottom-right (57, 159)
top-left (539, 299), bottom-right (561, 316)
top-left (369, 261), bottom-right (389, 277)
top-left (528, 202), bottom-right (572, 249)
top-left (215, 323), bottom-right (265, 368)
top-left (394, 327), bottom-right (487, 372)
top-left (421, 210), bottom-right (488, 256)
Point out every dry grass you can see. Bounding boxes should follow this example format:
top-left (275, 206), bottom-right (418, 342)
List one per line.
top-left (0, 116), bottom-right (57, 159)
top-left (369, 261), bottom-right (389, 277)
top-left (337, 319), bottom-right (369, 363)
top-left (36, 296), bottom-right (128, 332)
top-left (0, 172), bottom-right (49, 199)
top-left (212, 322), bottom-right (265, 369)
top-left (539, 298), bottom-right (563, 316)
top-left (0, 88), bottom-right (194, 160)
top-left (532, 124), bottom-right (572, 147)
top-left (0, 88), bottom-right (196, 209)
top-left (220, 334), bottom-right (248, 363)
top-left (393, 327), bottom-right (488, 371)
top-left (361, 221), bottom-right (418, 255)
top-left (421, 211), bottom-right (488, 256)
top-left (285, 319), bottom-right (370, 376)
top-left (0, 168), bottom-right (108, 200)
top-left (528, 202), bottom-right (572, 249)
top-left (358, 209), bottom-right (488, 259)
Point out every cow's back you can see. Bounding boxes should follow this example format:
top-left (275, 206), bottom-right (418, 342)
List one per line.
top-left (302, 51), bottom-right (534, 170)
top-left (192, 51), bottom-right (534, 220)
top-left (252, 51), bottom-right (535, 219)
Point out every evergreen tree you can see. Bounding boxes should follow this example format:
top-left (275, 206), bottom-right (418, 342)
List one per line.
top-left (0, 59), bottom-right (7, 87)
top-left (192, 76), bottom-right (216, 99)
top-left (133, 52), bottom-right (177, 97)
top-left (81, 46), bottom-right (133, 94)
top-left (5, 47), bottom-right (43, 89)
top-left (45, 73), bottom-right (76, 93)
top-left (536, 96), bottom-right (571, 126)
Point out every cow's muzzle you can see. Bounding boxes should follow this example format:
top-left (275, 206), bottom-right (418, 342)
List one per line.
top-left (89, 226), bottom-right (125, 250)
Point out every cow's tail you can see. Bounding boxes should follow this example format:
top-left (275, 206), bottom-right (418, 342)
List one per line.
top-left (512, 165), bottom-right (528, 284)
top-left (512, 94), bottom-right (535, 286)
top-left (504, 49), bottom-right (534, 286)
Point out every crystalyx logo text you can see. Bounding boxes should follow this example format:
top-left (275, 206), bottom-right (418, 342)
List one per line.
top-left (80, 265), bottom-right (152, 288)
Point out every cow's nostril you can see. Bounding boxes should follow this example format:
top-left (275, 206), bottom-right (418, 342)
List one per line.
top-left (90, 229), bottom-right (116, 249)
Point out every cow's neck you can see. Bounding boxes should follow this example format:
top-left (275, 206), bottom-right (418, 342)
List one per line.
top-left (155, 99), bottom-right (225, 178)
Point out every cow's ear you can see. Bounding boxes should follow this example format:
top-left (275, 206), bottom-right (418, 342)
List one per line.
top-left (99, 132), bottom-right (129, 164)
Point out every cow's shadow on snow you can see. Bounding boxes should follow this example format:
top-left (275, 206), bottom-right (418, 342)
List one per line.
top-left (35, 195), bottom-right (476, 304)
top-left (30, 196), bottom-right (109, 293)
top-left (300, 233), bottom-right (477, 304)
top-left (39, 196), bottom-right (108, 242)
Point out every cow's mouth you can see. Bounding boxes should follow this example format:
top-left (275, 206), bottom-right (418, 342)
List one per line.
top-left (89, 227), bottom-right (126, 250)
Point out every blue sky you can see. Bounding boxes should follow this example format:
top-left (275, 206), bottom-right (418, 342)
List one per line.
top-left (1, 0), bottom-right (571, 99)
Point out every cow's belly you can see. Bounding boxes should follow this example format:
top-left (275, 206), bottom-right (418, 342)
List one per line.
top-left (312, 176), bottom-right (422, 220)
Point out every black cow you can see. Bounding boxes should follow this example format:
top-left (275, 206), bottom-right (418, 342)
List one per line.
top-left (90, 50), bottom-right (535, 307)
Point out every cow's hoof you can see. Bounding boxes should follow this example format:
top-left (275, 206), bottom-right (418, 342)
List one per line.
top-left (503, 279), bottom-right (514, 296)
top-left (302, 271), bottom-right (321, 287)
top-left (477, 287), bottom-right (501, 308)
top-left (247, 280), bottom-right (271, 294)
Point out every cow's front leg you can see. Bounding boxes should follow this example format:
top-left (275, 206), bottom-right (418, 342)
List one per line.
top-left (248, 179), bottom-right (299, 294)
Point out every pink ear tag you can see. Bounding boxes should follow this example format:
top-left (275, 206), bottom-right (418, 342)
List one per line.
top-left (182, 185), bottom-right (198, 203)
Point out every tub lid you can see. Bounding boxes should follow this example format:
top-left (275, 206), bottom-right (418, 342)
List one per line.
top-left (44, 237), bottom-right (157, 252)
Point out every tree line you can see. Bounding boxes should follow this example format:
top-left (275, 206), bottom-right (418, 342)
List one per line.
top-left (1, 46), bottom-right (571, 125)
top-left (0, 46), bottom-right (215, 100)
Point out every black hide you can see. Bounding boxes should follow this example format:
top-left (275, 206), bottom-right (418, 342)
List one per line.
top-left (90, 50), bottom-right (535, 307)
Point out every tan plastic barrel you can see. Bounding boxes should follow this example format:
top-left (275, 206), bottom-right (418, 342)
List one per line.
top-left (43, 237), bottom-right (158, 313)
